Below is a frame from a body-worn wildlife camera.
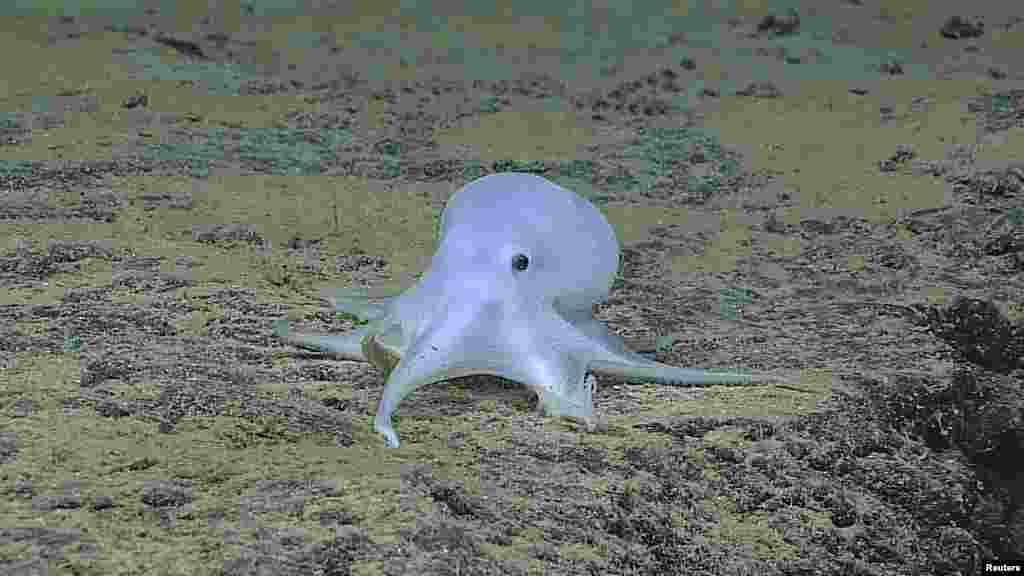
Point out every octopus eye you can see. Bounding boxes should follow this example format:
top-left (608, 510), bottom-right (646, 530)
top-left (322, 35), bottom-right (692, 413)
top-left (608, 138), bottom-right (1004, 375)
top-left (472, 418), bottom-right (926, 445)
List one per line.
top-left (511, 253), bottom-right (529, 271)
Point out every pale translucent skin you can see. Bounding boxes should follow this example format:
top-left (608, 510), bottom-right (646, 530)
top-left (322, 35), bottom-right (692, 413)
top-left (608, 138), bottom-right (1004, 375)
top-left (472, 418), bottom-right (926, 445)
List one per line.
top-left (275, 173), bottom-right (768, 448)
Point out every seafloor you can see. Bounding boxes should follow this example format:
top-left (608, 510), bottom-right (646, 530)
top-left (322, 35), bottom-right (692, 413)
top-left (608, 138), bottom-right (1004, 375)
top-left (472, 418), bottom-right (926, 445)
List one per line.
top-left (1, 1), bottom-right (1021, 574)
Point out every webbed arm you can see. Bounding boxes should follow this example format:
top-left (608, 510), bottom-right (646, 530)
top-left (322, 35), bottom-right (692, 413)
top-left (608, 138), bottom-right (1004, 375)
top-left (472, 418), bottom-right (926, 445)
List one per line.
top-left (589, 359), bottom-right (769, 386)
top-left (273, 318), bottom-right (370, 361)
